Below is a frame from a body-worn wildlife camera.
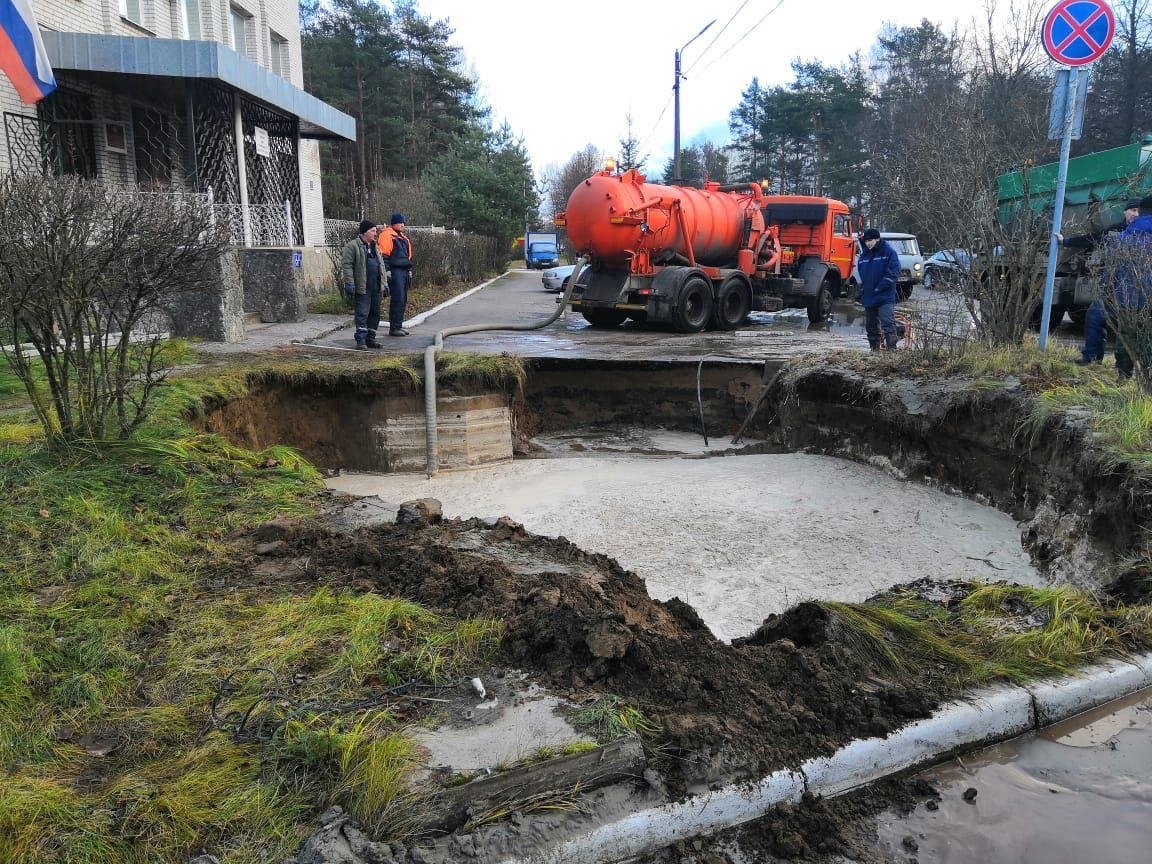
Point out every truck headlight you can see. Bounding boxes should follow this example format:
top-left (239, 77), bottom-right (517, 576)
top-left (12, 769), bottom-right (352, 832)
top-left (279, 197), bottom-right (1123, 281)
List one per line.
top-left (914, 262), bottom-right (921, 271)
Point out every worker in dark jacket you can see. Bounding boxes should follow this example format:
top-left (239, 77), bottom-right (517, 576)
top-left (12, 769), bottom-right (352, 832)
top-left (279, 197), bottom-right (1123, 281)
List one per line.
top-left (1104, 196), bottom-right (1152, 380)
top-left (378, 213), bottom-right (414, 337)
top-left (341, 219), bottom-right (385, 349)
top-left (1073, 198), bottom-right (1142, 366)
top-left (856, 228), bottom-right (902, 350)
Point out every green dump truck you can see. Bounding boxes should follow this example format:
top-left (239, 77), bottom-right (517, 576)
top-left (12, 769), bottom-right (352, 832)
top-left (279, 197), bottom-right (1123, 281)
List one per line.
top-left (997, 135), bottom-right (1152, 324)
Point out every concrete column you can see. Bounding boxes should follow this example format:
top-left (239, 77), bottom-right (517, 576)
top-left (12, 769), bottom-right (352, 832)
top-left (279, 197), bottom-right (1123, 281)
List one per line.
top-left (233, 90), bottom-right (251, 245)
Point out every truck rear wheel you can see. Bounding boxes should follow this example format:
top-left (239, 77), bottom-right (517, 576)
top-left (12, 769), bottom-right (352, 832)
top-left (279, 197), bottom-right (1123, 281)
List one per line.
top-left (712, 277), bottom-right (751, 330)
top-left (672, 276), bottom-right (714, 333)
top-left (581, 308), bottom-right (628, 327)
top-left (807, 279), bottom-right (832, 324)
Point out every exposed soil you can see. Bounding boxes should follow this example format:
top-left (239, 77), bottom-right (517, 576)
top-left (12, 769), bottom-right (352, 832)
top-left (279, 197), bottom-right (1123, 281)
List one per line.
top-left (259, 515), bottom-right (942, 790)
top-left (770, 361), bottom-right (1152, 591)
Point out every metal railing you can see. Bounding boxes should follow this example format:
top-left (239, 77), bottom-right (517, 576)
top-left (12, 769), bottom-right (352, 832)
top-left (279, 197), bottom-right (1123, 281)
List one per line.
top-left (323, 217), bottom-right (459, 246)
top-left (208, 188), bottom-right (296, 247)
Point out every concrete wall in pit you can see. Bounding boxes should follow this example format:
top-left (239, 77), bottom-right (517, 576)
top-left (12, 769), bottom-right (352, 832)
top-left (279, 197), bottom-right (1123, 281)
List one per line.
top-left (519, 360), bottom-right (774, 440)
top-left (200, 385), bottom-right (512, 473)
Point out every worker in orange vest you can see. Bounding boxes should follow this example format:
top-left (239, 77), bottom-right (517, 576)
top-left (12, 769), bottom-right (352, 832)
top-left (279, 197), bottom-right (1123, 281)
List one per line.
top-left (377, 213), bottom-right (414, 336)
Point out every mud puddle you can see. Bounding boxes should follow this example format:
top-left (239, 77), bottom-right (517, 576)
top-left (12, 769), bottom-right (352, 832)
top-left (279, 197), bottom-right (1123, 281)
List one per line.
top-left (872, 688), bottom-right (1152, 864)
top-left (326, 443), bottom-right (1041, 642)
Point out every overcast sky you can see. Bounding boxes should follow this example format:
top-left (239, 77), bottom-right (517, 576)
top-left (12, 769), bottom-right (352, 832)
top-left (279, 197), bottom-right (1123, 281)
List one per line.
top-left (411, 0), bottom-right (1015, 179)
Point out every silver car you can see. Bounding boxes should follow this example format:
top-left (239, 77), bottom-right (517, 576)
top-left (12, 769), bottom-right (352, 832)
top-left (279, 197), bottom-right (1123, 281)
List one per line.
top-left (541, 264), bottom-right (576, 292)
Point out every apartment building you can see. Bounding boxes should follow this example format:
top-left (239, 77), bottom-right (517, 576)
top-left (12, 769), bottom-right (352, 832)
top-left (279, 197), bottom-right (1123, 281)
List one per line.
top-left (1, 0), bottom-right (354, 246)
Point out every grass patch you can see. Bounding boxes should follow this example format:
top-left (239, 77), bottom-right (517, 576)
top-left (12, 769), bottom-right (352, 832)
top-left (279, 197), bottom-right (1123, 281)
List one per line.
top-left (308, 292), bottom-right (352, 315)
top-left (189, 352), bottom-right (527, 399)
top-left (823, 583), bottom-right (1152, 691)
top-left (0, 362), bottom-right (506, 862)
top-left (804, 341), bottom-right (1082, 384)
top-left (791, 341), bottom-right (1152, 478)
top-left (437, 351), bottom-right (527, 393)
top-left (574, 695), bottom-right (660, 743)
top-left (494, 741), bottom-right (598, 773)
top-left (1029, 373), bottom-right (1152, 471)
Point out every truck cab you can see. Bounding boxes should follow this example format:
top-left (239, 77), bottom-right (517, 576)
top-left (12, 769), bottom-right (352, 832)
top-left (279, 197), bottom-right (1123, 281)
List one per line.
top-left (761, 196), bottom-right (858, 309)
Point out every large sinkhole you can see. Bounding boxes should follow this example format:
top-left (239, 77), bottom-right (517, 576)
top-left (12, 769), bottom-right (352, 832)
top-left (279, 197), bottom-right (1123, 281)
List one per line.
top-left (199, 358), bottom-right (1061, 643)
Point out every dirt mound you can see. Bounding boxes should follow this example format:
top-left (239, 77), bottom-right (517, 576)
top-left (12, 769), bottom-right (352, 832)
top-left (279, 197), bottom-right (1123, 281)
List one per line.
top-left (265, 518), bottom-right (939, 786)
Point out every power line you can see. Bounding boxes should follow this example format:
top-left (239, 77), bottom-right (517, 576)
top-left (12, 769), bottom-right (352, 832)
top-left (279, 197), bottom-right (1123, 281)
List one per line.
top-left (696, 0), bottom-right (787, 78)
top-left (684, 0), bottom-right (751, 76)
top-left (636, 92), bottom-right (675, 155)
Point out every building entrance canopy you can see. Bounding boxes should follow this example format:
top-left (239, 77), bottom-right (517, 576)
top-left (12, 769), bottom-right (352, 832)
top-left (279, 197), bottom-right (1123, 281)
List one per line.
top-left (41, 31), bottom-right (354, 141)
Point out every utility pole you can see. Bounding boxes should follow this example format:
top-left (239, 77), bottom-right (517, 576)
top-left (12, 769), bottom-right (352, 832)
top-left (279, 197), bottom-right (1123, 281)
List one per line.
top-left (673, 18), bottom-right (715, 184)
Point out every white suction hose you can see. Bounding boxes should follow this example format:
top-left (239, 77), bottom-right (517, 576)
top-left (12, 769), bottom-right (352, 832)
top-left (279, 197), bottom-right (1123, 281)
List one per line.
top-left (422, 257), bottom-right (588, 476)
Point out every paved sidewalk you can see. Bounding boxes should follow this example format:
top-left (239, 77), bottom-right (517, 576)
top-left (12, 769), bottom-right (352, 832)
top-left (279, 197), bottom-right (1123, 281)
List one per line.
top-left (196, 314), bottom-right (350, 355)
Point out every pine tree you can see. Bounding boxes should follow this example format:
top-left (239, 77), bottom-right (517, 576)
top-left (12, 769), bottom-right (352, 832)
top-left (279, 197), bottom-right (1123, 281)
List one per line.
top-left (617, 112), bottom-right (647, 172)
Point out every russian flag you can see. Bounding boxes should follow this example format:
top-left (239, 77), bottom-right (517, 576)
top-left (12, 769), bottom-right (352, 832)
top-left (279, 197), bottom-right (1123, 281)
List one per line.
top-left (0, 0), bottom-right (56, 104)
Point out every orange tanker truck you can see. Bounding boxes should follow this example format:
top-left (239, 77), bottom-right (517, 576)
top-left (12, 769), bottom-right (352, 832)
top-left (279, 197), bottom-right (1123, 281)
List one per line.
top-left (556, 167), bottom-right (857, 331)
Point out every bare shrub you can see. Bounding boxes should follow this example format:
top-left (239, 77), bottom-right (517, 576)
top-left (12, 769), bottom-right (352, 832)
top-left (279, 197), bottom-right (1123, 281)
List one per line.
top-left (0, 175), bottom-right (230, 442)
top-left (407, 230), bottom-right (504, 286)
top-left (324, 221), bottom-right (504, 290)
top-left (878, 90), bottom-right (1052, 345)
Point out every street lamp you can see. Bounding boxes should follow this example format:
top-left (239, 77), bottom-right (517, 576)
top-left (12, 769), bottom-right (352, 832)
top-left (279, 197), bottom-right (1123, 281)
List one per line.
top-left (673, 18), bottom-right (716, 184)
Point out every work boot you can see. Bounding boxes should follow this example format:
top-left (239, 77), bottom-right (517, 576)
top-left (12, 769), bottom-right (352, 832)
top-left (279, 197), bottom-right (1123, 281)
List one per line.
top-left (389, 328), bottom-right (410, 337)
top-left (1074, 356), bottom-right (1101, 366)
top-left (365, 338), bottom-right (383, 349)
top-left (355, 342), bottom-right (367, 351)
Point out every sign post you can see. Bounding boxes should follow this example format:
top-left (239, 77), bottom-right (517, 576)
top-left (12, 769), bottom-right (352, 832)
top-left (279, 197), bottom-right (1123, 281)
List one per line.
top-left (1037, 0), bottom-right (1115, 348)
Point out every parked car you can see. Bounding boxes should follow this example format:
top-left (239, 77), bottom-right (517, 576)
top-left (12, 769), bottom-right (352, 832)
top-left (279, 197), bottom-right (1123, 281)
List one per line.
top-left (541, 264), bottom-right (576, 292)
top-left (849, 232), bottom-right (923, 301)
top-left (921, 249), bottom-right (975, 289)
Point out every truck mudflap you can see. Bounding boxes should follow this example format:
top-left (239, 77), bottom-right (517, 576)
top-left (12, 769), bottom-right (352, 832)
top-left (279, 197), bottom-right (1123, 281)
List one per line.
top-left (643, 268), bottom-right (696, 324)
top-left (572, 268), bottom-right (629, 305)
top-left (796, 257), bottom-right (831, 297)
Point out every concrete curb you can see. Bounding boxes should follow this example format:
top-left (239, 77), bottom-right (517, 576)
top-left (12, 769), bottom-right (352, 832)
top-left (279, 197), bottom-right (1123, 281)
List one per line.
top-left (503, 653), bottom-right (1152, 864)
top-left (404, 271), bottom-right (513, 328)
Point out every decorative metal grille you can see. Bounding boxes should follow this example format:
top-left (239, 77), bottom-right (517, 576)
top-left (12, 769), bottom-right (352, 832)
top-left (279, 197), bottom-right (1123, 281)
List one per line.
top-left (4, 88), bottom-right (97, 178)
top-left (191, 80), bottom-right (240, 204)
top-left (131, 104), bottom-right (191, 189)
top-left (240, 96), bottom-right (302, 243)
top-left (212, 201), bottom-right (294, 246)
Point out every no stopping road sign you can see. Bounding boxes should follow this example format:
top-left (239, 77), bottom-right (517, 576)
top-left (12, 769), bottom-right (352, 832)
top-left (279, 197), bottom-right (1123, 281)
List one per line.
top-left (1042, 0), bottom-right (1116, 66)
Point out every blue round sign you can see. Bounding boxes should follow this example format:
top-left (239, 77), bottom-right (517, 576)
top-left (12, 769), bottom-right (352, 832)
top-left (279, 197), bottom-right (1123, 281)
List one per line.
top-left (1043, 0), bottom-right (1116, 66)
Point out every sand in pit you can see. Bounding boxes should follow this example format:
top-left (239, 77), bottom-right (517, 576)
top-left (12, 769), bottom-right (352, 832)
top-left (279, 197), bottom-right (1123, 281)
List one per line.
top-left (328, 451), bottom-right (1041, 642)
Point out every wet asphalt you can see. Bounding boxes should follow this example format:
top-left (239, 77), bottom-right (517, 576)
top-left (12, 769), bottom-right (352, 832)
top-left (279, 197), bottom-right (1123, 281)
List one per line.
top-left (312, 268), bottom-right (881, 363)
top-left (308, 268), bottom-right (1089, 364)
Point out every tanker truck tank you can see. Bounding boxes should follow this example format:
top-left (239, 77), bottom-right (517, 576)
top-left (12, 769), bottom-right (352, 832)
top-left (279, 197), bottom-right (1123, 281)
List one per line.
top-left (563, 169), bottom-right (764, 269)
